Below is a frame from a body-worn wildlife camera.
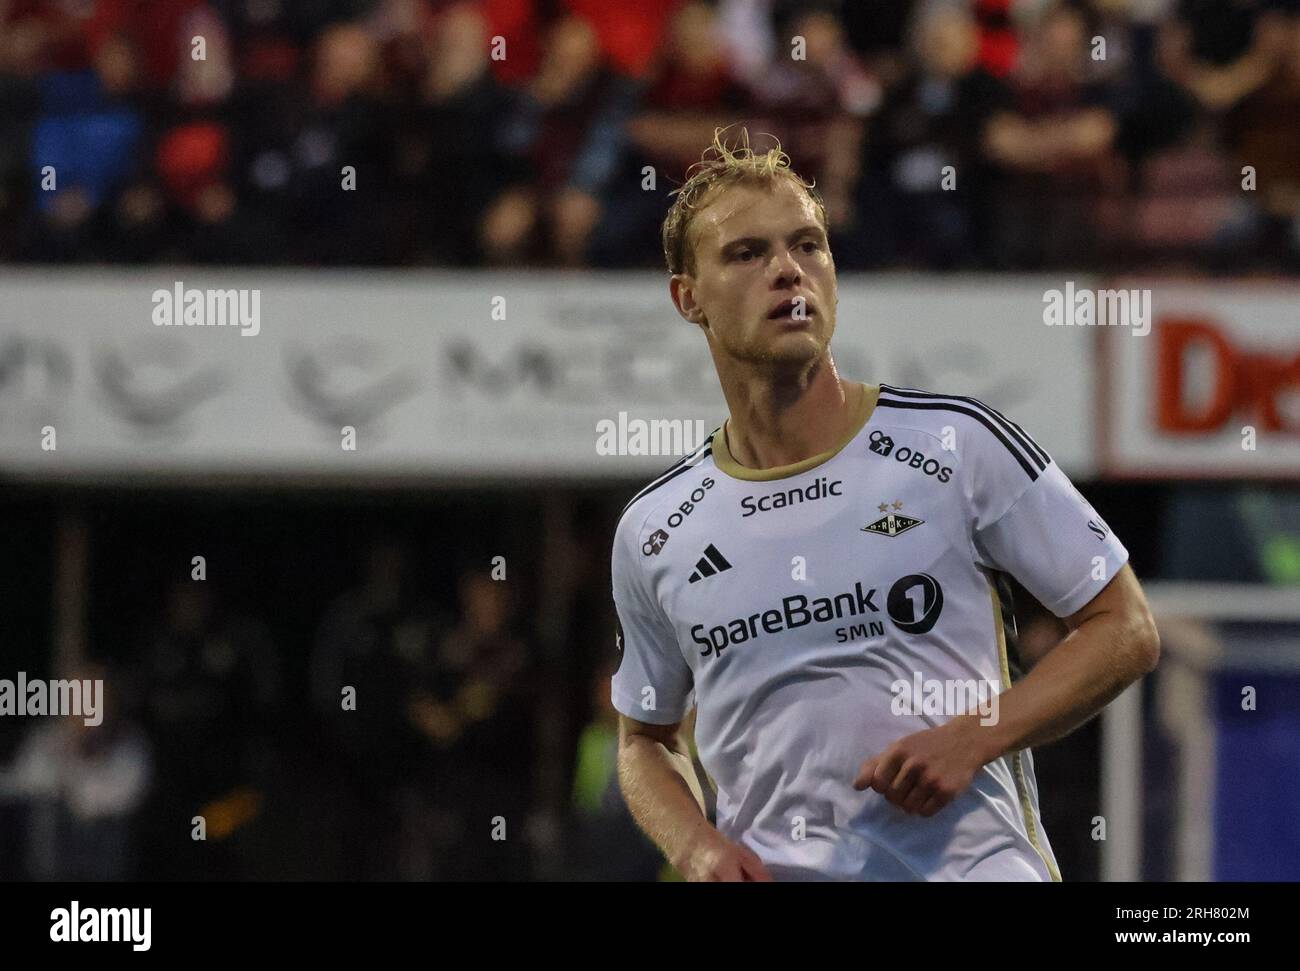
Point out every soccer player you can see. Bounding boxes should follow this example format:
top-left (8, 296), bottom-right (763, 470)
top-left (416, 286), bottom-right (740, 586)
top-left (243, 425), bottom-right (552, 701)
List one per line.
top-left (610, 129), bottom-right (1160, 881)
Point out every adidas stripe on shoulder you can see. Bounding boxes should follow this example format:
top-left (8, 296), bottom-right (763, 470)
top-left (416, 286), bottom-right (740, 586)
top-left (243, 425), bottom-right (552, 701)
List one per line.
top-left (617, 430), bottom-right (718, 525)
top-left (876, 384), bottom-right (1050, 482)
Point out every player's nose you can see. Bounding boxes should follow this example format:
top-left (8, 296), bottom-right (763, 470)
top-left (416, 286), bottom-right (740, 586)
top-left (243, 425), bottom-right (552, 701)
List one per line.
top-left (767, 248), bottom-right (801, 286)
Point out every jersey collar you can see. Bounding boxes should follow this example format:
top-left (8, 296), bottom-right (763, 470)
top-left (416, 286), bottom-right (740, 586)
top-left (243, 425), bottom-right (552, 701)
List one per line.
top-left (711, 382), bottom-right (880, 482)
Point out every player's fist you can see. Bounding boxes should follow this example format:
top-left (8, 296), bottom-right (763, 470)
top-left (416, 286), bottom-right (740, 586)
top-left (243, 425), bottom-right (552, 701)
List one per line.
top-left (673, 829), bottom-right (774, 882)
top-left (853, 717), bottom-right (987, 817)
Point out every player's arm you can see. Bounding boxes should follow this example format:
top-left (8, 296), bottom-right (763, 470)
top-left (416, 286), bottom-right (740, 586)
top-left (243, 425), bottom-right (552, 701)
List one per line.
top-left (610, 509), bottom-right (772, 881)
top-left (971, 563), bottom-right (1158, 758)
top-left (858, 565), bottom-right (1157, 817)
top-left (856, 571), bottom-right (1157, 818)
top-left (617, 713), bottom-right (769, 881)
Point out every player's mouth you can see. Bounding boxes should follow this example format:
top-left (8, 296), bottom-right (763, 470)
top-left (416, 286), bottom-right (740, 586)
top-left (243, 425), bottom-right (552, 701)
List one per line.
top-left (767, 297), bottom-right (816, 324)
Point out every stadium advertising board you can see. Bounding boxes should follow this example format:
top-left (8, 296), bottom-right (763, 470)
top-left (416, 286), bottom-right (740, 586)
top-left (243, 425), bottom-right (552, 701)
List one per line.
top-left (1098, 280), bottom-right (1300, 479)
top-left (0, 271), bottom-right (1093, 481)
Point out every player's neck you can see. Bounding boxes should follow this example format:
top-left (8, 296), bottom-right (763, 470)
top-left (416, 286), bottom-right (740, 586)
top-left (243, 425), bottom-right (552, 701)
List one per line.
top-left (717, 356), bottom-right (863, 471)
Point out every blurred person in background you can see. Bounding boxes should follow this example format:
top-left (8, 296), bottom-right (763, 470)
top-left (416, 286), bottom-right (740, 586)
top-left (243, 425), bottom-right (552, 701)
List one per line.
top-left (984, 0), bottom-right (1122, 267)
top-left (154, 4), bottom-right (289, 264)
top-left (135, 577), bottom-right (279, 879)
top-left (751, 3), bottom-right (881, 240)
top-left (283, 21), bottom-right (398, 264)
top-left (200, 16), bottom-right (398, 265)
top-left (1159, 0), bottom-right (1290, 114)
top-left (0, 15), bottom-right (44, 260)
top-left (481, 2), bottom-right (673, 266)
top-left (394, 1), bottom-right (519, 265)
top-left (401, 567), bottom-right (536, 880)
top-left (18, 27), bottom-right (146, 261)
top-left (1158, 4), bottom-right (1300, 270)
top-left (855, 1), bottom-right (1013, 269)
top-left (311, 534), bottom-right (444, 880)
top-left (1094, 0), bottom-right (1200, 175)
top-left (589, 0), bottom-right (752, 267)
top-left (690, 1), bottom-right (882, 264)
top-left (971, 0), bottom-right (1020, 78)
top-left (568, 657), bottom-right (710, 880)
top-left (1219, 10), bottom-right (1300, 270)
top-left (0, 663), bottom-right (152, 881)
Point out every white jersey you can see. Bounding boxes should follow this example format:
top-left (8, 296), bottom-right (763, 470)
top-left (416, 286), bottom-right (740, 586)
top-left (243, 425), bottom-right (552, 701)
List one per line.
top-left (610, 383), bottom-right (1129, 881)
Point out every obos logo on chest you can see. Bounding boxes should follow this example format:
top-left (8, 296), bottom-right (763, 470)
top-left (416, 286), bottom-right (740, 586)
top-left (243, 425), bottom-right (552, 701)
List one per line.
top-left (869, 430), bottom-right (953, 483)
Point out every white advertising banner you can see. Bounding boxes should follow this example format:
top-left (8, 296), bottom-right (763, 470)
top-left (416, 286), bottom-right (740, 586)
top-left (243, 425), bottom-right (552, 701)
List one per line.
top-left (0, 270), bottom-right (1095, 482)
top-left (1097, 280), bottom-right (1300, 479)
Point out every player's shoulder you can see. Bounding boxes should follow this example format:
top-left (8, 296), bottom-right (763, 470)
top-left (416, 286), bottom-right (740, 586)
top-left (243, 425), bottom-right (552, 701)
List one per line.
top-left (613, 428), bottom-right (721, 550)
top-left (874, 383), bottom-right (1052, 483)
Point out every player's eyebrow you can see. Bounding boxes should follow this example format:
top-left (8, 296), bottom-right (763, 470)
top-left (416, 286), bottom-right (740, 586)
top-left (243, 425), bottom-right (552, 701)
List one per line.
top-left (719, 224), bottom-right (826, 256)
top-left (788, 224), bottom-right (827, 243)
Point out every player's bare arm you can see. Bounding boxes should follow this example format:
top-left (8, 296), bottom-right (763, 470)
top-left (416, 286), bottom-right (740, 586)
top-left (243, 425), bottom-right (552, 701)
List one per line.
top-left (855, 564), bottom-right (1160, 817)
top-left (617, 713), bottom-right (773, 882)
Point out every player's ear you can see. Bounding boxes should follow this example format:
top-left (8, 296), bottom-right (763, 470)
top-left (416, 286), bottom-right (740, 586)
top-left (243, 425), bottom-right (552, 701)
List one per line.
top-left (669, 274), bottom-right (708, 330)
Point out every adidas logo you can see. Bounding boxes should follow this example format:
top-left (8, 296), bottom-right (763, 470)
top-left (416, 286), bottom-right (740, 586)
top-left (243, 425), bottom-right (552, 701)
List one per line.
top-left (688, 544), bottom-right (732, 584)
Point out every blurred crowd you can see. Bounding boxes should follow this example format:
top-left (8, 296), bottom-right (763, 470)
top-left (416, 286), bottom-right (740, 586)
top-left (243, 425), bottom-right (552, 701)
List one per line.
top-left (2, 0), bottom-right (1300, 271)
top-left (0, 517), bottom-right (666, 881)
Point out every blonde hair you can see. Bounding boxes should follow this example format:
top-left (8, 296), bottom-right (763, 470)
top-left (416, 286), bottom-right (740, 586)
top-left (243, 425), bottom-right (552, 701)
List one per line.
top-left (661, 126), bottom-right (827, 277)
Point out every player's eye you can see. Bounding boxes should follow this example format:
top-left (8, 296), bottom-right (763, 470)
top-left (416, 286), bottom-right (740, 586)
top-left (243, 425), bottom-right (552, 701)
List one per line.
top-left (735, 249), bottom-right (755, 262)
top-left (799, 240), bottom-right (820, 253)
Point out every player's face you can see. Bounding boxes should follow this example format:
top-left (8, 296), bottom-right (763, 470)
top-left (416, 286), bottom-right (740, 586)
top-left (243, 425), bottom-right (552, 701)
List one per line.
top-left (676, 179), bottom-right (836, 368)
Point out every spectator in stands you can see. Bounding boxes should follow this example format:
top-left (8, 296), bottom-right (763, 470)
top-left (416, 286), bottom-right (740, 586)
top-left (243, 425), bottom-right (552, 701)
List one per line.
top-left (216, 20), bottom-right (398, 265)
top-left (855, 1), bottom-right (1013, 269)
top-left (394, 1), bottom-right (519, 265)
top-left (481, 4), bottom-right (660, 266)
top-left (984, 0), bottom-right (1122, 267)
top-left (589, 0), bottom-right (751, 267)
top-left (1159, 0), bottom-right (1290, 113)
top-left (83, 0), bottom-right (207, 91)
top-left (0, 16), bottom-right (44, 260)
top-left (972, 0), bottom-right (1019, 78)
top-left (756, 3), bottom-right (880, 235)
top-left (19, 28), bottom-right (146, 261)
top-left (1163, 6), bottom-right (1300, 269)
top-left (0, 0), bottom-right (1296, 274)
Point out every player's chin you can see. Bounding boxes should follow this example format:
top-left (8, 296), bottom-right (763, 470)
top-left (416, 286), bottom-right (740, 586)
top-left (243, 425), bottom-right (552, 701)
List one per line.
top-left (758, 330), bottom-right (827, 364)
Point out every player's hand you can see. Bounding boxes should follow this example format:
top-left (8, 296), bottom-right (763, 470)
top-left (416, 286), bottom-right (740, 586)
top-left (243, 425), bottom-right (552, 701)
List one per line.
top-left (673, 829), bottom-right (774, 882)
top-left (852, 716), bottom-right (989, 817)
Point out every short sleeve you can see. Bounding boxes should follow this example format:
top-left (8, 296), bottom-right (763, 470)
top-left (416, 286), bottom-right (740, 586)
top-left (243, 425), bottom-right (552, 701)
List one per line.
top-left (609, 513), bottom-right (694, 725)
top-left (972, 458), bottom-right (1130, 618)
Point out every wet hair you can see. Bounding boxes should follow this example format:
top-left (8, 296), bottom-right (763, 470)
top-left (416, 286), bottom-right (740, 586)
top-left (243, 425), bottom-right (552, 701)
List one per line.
top-left (661, 125), bottom-right (827, 277)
